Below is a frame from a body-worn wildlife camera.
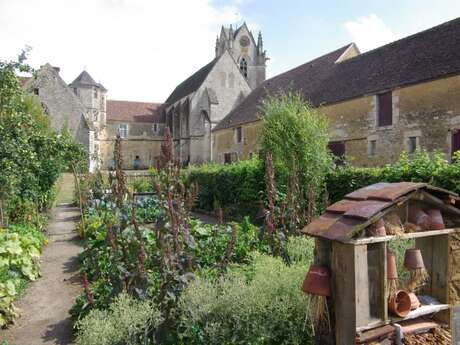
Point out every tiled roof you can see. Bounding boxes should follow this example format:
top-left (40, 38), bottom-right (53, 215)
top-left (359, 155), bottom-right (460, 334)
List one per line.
top-left (70, 70), bottom-right (107, 91)
top-left (106, 100), bottom-right (164, 123)
top-left (215, 17), bottom-right (460, 130)
top-left (19, 76), bottom-right (31, 87)
top-left (165, 59), bottom-right (217, 105)
top-left (302, 182), bottom-right (459, 242)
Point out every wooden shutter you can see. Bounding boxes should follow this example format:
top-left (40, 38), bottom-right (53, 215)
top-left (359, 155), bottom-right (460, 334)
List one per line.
top-left (328, 141), bottom-right (346, 165)
top-left (452, 129), bottom-right (460, 159)
top-left (377, 92), bottom-right (393, 127)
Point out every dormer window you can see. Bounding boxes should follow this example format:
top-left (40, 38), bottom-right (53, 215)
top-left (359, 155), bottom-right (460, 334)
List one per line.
top-left (94, 89), bottom-right (98, 98)
top-left (377, 91), bottom-right (393, 127)
top-left (119, 124), bottom-right (128, 138)
top-left (239, 57), bottom-right (248, 78)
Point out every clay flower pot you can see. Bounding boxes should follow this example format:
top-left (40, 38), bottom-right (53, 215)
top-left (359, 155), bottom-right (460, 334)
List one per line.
top-left (404, 249), bottom-right (425, 270)
top-left (367, 218), bottom-right (386, 237)
top-left (408, 292), bottom-right (421, 310)
top-left (302, 265), bottom-right (331, 297)
top-left (408, 208), bottom-right (430, 230)
top-left (427, 209), bottom-right (445, 230)
top-left (388, 290), bottom-right (411, 317)
top-left (387, 252), bottom-right (398, 280)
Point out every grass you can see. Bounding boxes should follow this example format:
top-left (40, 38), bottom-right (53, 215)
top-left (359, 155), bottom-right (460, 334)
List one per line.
top-left (56, 173), bottom-right (75, 205)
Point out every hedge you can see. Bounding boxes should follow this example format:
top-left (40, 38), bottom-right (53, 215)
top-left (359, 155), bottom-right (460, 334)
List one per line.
top-left (185, 151), bottom-right (460, 217)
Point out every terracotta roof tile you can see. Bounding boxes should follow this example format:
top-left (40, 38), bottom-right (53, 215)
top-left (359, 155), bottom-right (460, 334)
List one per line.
top-left (302, 182), bottom-right (458, 242)
top-left (215, 17), bottom-right (460, 131)
top-left (106, 100), bottom-right (164, 123)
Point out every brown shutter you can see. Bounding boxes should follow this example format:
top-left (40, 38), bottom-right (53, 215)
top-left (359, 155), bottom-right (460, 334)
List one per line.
top-left (452, 129), bottom-right (460, 159)
top-left (378, 92), bottom-right (393, 127)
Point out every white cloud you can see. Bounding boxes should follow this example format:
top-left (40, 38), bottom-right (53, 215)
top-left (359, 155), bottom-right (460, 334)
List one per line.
top-left (0, 0), bottom-right (249, 101)
top-left (345, 14), bottom-right (401, 52)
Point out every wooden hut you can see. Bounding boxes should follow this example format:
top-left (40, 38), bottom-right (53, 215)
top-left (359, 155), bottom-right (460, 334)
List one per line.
top-left (303, 182), bottom-right (460, 344)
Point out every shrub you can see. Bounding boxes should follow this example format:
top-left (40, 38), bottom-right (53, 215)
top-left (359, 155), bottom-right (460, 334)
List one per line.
top-left (75, 293), bottom-right (163, 345)
top-left (179, 242), bottom-right (314, 345)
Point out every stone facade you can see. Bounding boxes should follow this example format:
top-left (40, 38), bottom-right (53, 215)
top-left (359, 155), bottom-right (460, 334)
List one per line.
top-left (212, 18), bottom-right (460, 167)
top-left (215, 22), bottom-right (267, 90)
top-left (213, 74), bottom-right (460, 166)
top-left (23, 64), bottom-right (91, 150)
top-left (165, 50), bottom-right (253, 164)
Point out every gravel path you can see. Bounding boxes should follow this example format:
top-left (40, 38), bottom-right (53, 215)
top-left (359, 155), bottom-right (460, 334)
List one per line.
top-left (1, 204), bottom-right (82, 345)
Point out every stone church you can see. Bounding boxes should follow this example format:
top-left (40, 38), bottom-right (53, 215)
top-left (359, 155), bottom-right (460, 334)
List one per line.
top-left (22, 23), bottom-right (267, 170)
top-left (164, 23), bottom-right (268, 164)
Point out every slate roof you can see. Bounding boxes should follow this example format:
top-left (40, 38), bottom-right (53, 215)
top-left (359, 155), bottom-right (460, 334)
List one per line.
top-left (70, 70), bottom-right (107, 91)
top-left (302, 182), bottom-right (460, 242)
top-left (215, 17), bottom-right (460, 131)
top-left (106, 100), bottom-right (164, 123)
top-left (165, 59), bottom-right (217, 105)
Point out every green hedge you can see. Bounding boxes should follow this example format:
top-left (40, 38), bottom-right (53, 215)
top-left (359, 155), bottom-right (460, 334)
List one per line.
top-left (185, 151), bottom-right (460, 216)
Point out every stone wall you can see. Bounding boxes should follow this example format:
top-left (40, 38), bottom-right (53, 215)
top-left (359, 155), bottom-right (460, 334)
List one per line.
top-left (213, 120), bottom-right (262, 163)
top-left (99, 120), bottom-right (164, 169)
top-left (212, 74), bottom-right (460, 166)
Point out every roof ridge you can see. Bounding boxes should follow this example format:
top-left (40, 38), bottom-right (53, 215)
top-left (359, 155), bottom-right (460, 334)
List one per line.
top-left (342, 16), bottom-right (460, 63)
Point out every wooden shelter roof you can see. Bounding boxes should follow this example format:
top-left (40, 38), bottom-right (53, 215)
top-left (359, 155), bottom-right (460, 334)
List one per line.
top-left (302, 182), bottom-right (460, 242)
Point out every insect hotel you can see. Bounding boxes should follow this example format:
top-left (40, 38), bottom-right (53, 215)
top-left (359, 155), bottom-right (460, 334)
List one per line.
top-left (302, 182), bottom-right (460, 344)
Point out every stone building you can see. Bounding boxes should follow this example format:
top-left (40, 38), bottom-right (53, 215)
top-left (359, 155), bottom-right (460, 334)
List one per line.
top-left (22, 66), bottom-right (165, 171)
top-left (99, 100), bottom-right (165, 170)
top-left (213, 17), bottom-right (460, 167)
top-left (22, 64), bottom-right (98, 169)
top-left (164, 23), bottom-right (268, 164)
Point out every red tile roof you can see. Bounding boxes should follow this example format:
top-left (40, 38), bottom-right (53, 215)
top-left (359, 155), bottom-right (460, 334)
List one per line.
top-left (106, 100), bottom-right (164, 123)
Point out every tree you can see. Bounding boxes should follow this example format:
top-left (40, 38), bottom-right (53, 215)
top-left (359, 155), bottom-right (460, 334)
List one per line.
top-left (260, 92), bottom-right (332, 230)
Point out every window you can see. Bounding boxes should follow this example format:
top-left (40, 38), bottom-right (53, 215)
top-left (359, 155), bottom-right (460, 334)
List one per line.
top-left (377, 91), bottom-right (393, 127)
top-left (407, 136), bottom-right (417, 154)
top-left (239, 57), bottom-right (248, 78)
top-left (224, 153), bottom-right (232, 164)
top-left (118, 124), bottom-right (128, 138)
top-left (73, 88), bottom-right (78, 96)
top-left (452, 129), bottom-right (460, 159)
top-left (328, 141), bottom-right (345, 165)
top-left (369, 140), bottom-right (377, 157)
top-left (152, 123), bottom-right (159, 134)
top-left (236, 126), bottom-right (243, 143)
top-left (34, 88), bottom-right (39, 95)
top-left (94, 88), bottom-right (98, 98)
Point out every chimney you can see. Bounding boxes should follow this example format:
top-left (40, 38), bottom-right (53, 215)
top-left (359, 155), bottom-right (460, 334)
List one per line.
top-left (53, 66), bottom-right (60, 73)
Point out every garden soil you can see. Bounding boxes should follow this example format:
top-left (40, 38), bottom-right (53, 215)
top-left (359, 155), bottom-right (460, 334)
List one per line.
top-left (0, 204), bottom-right (82, 345)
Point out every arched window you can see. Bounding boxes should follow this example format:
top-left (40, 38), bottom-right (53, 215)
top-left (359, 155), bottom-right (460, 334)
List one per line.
top-left (239, 57), bottom-right (248, 78)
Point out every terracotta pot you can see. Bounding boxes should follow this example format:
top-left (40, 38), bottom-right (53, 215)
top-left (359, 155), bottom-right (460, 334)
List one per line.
top-left (387, 251), bottom-right (398, 280)
top-left (427, 209), bottom-right (445, 230)
top-left (404, 249), bottom-right (425, 270)
top-left (408, 208), bottom-right (430, 230)
top-left (302, 265), bottom-right (331, 297)
top-left (388, 290), bottom-right (411, 317)
top-left (368, 218), bottom-right (386, 237)
top-left (408, 292), bottom-right (421, 310)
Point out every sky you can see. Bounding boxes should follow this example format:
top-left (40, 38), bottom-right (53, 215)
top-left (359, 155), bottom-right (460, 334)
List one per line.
top-left (1, 0), bottom-right (459, 102)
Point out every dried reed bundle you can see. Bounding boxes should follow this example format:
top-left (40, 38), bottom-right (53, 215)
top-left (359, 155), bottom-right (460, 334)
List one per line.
top-left (309, 295), bottom-right (331, 335)
top-left (384, 213), bottom-right (405, 235)
top-left (388, 279), bottom-right (399, 298)
top-left (407, 268), bottom-right (429, 293)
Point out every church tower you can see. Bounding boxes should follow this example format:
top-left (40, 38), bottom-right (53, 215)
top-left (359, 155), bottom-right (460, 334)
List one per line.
top-left (215, 22), bottom-right (268, 89)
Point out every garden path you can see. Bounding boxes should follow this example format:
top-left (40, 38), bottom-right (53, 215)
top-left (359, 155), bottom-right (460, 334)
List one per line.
top-left (1, 204), bottom-right (82, 345)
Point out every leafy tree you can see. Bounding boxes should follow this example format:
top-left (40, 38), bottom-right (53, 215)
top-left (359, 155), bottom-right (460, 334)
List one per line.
top-left (0, 51), bottom-right (87, 225)
top-left (260, 92), bottom-right (332, 229)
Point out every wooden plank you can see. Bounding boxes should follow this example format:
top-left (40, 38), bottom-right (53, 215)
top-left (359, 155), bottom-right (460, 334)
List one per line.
top-left (432, 235), bottom-right (449, 304)
top-left (348, 228), bottom-right (460, 245)
top-left (332, 242), bottom-right (356, 345)
top-left (390, 304), bottom-right (450, 322)
top-left (416, 191), bottom-right (460, 217)
top-left (355, 245), bottom-right (371, 327)
top-left (451, 305), bottom-right (460, 345)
